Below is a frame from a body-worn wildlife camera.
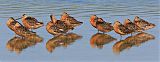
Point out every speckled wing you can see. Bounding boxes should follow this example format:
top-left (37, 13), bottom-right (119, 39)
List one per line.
top-left (25, 17), bottom-right (38, 26)
top-left (118, 24), bottom-right (129, 33)
top-left (97, 22), bottom-right (112, 30)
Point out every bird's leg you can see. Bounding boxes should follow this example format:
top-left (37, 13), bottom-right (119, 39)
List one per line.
top-left (97, 30), bottom-right (99, 33)
top-left (130, 33), bottom-right (132, 36)
top-left (120, 35), bottom-right (122, 40)
top-left (21, 36), bottom-right (25, 39)
top-left (31, 29), bottom-right (33, 31)
top-left (14, 34), bottom-right (17, 37)
top-left (103, 32), bottom-right (105, 34)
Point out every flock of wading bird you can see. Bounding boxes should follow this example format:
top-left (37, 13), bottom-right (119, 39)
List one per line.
top-left (7, 12), bottom-right (155, 37)
top-left (6, 12), bottom-right (156, 54)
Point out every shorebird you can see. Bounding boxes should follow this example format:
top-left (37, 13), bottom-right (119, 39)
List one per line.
top-left (46, 15), bottom-right (73, 35)
top-left (6, 17), bottom-right (35, 37)
top-left (14, 22), bottom-right (36, 37)
top-left (21, 14), bottom-right (44, 31)
top-left (60, 12), bottom-right (83, 27)
top-left (6, 17), bottom-right (21, 31)
top-left (90, 15), bottom-right (98, 28)
top-left (113, 21), bottom-right (132, 38)
top-left (124, 19), bottom-right (143, 35)
top-left (96, 18), bottom-right (113, 33)
top-left (134, 16), bottom-right (155, 30)
top-left (89, 15), bottom-right (113, 33)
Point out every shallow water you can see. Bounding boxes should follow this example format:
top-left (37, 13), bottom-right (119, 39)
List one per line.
top-left (0, 0), bottom-right (159, 62)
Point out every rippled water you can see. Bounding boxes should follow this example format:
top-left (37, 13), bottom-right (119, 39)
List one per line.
top-left (0, 0), bottom-right (159, 62)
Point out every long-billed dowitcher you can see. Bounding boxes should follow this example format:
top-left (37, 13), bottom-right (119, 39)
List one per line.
top-left (90, 15), bottom-right (98, 28)
top-left (60, 12), bottom-right (83, 27)
top-left (6, 17), bottom-right (35, 37)
top-left (134, 16), bottom-right (155, 30)
top-left (14, 22), bottom-right (36, 37)
top-left (46, 15), bottom-right (73, 35)
top-left (90, 15), bottom-right (113, 33)
top-left (21, 14), bottom-right (44, 31)
top-left (96, 18), bottom-right (113, 33)
top-left (124, 19), bottom-right (143, 35)
top-left (113, 21), bottom-right (132, 37)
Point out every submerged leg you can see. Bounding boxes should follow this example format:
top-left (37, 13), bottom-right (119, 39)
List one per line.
top-left (131, 33), bottom-right (133, 36)
top-left (103, 32), bottom-right (105, 34)
top-left (31, 29), bottom-right (33, 31)
top-left (120, 35), bottom-right (122, 40)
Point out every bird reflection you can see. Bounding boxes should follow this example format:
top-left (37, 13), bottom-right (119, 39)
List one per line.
top-left (6, 34), bottom-right (43, 54)
top-left (46, 33), bottom-right (82, 53)
top-left (90, 33), bottom-right (116, 49)
top-left (113, 32), bottom-right (155, 54)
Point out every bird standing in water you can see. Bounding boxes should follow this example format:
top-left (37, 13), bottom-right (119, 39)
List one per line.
top-left (113, 21), bottom-right (132, 39)
top-left (6, 17), bottom-right (35, 37)
top-left (60, 12), bottom-right (83, 27)
top-left (89, 15), bottom-right (113, 33)
top-left (90, 15), bottom-right (98, 28)
top-left (46, 15), bottom-right (73, 35)
top-left (96, 18), bottom-right (113, 33)
top-left (123, 19), bottom-right (143, 35)
top-left (6, 17), bottom-right (21, 31)
top-left (134, 16), bottom-right (155, 30)
top-left (21, 14), bottom-right (44, 31)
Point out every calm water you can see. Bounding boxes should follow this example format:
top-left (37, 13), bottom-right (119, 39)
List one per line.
top-left (0, 0), bottom-right (159, 62)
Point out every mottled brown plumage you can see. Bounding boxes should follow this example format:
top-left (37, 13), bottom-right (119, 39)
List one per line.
top-left (6, 17), bottom-right (35, 37)
top-left (90, 15), bottom-right (98, 28)
top-left (96, 18), bottom-right (113, 33)
top-left (124, 19), bottom-right (143, 32)
top-left (134, 16), bottom-right (155, 30)
top-left (22, 14), bottom-right (44, 30)
top-left (113, 21), bottom-right (132, 35)
top-left (90, 15), bottom-right (113, 33)
top-left (6, 17), bottom-right (21, 31)
top-left (60, 12), bottom-right (83, 27)
top-left (46, 15), bottom-right (73, 35)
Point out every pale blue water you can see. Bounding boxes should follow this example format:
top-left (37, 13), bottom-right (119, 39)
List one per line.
top-left (0, 0), bottom-right (159, 62)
